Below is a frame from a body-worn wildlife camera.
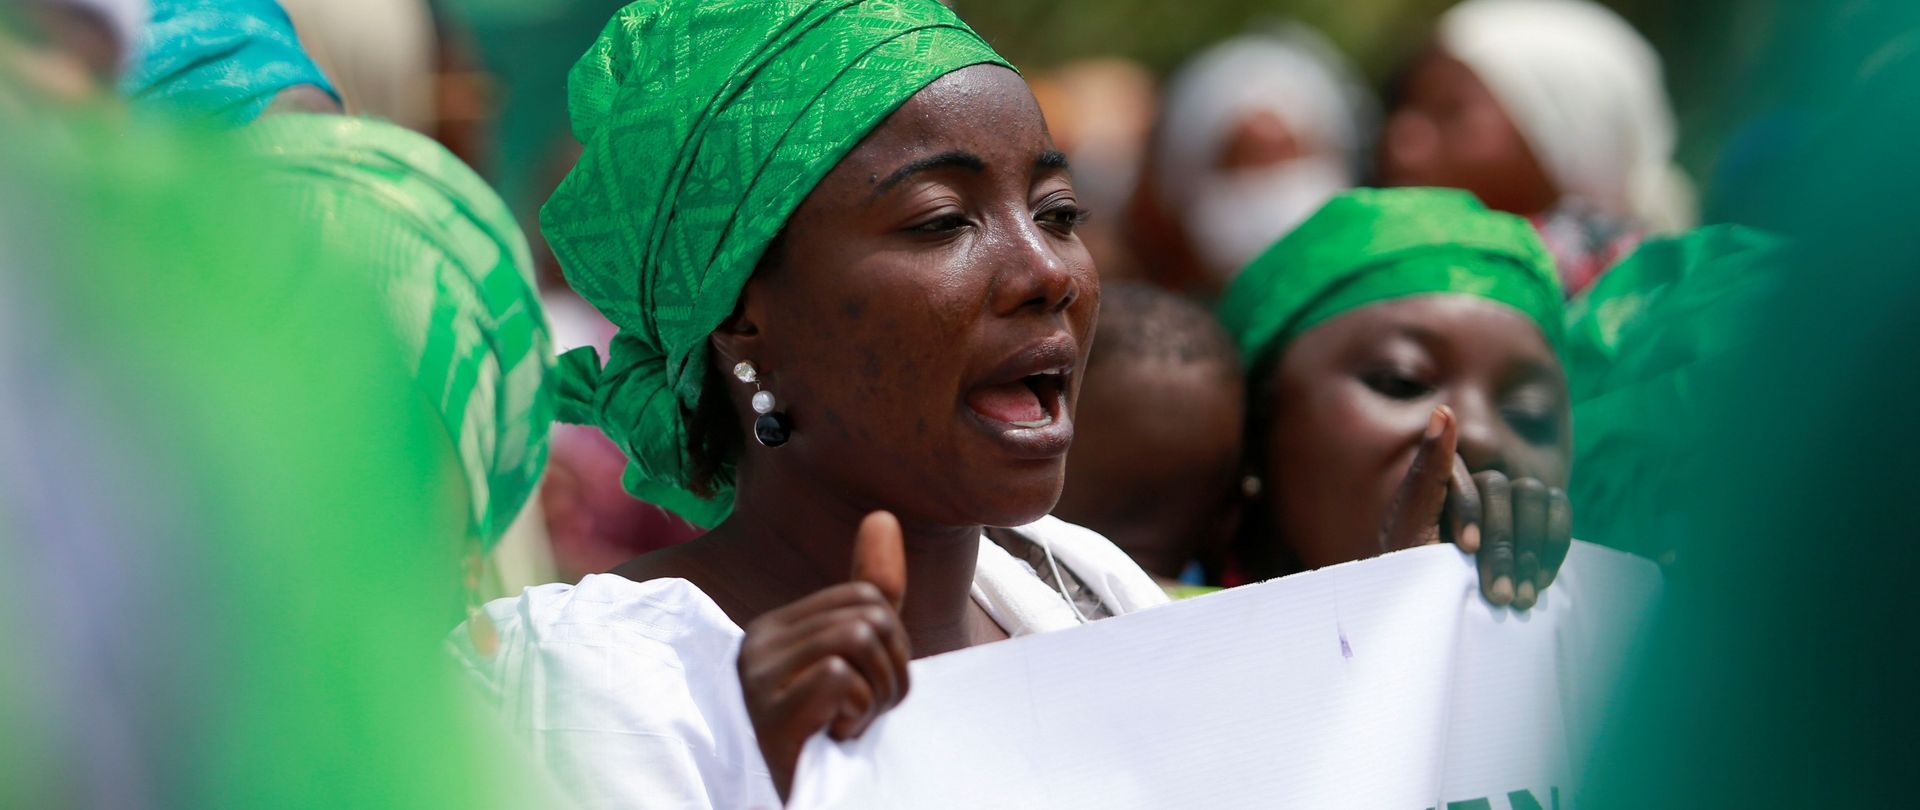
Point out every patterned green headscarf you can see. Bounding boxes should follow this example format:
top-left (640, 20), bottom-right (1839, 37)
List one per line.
top-left (1218, 187), bottom-right (1564, 374)
top-left (246, 114), bottom-right (554, 548)
top-left (541, 0), bottom-right (1009, 527)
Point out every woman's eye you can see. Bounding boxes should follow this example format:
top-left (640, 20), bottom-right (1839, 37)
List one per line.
top-left (1038, 204), bottom-right (1090, 234)
top-left (909, 213), bottom-right (972, 234)
top-left (1503, 408), bottom-right (1562, 446)
top-left (1361, 370), bottom-right (1433, 401)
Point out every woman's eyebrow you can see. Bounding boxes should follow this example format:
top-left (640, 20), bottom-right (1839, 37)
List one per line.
top-left (869, 150), bottom-right (986, 198)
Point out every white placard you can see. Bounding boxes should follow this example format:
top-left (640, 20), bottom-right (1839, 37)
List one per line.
top-left (790, 542), bottom-right (1660, 810)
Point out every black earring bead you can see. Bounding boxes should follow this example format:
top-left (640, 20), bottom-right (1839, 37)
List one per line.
top-left (753, 412), bottom-right (792, 447)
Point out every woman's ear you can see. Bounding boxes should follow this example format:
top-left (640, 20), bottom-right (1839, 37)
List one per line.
top-left (709, 277), bottom-right (766, 369)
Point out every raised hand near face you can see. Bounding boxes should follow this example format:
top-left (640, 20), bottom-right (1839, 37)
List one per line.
top-left (1380, 406), bottom-right (1572, 609)
top-left (737, 511), bottom-right (913, 800)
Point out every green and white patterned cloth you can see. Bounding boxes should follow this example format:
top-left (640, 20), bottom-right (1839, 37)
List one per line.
top-left (247, 114), bottom-right (554, 547)
top-left (540, 0), bottom-right (1009, 527)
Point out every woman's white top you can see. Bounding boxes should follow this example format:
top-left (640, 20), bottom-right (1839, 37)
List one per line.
top-left (454, 515), bottom-right (1166, 810)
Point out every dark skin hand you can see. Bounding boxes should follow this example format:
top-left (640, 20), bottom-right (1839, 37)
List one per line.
top-left (1379, 49), bottom-right (1560, 218)
top-left (738, 512), bottom-right (913, 800)
top-left (612, 64), bottom-right (1094, 800)
top-left (1261, 295), bottom-right (1573, 607)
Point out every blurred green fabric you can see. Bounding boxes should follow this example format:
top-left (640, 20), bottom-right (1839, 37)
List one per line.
top-left (1580, 3), bottom-right (1920, 805)
top-left (245, 113), bottom-right (555, 549)
top-left (0, 112), bottom-right (549, 807)
top-left (1562, 225), bottom-right (1789, 559)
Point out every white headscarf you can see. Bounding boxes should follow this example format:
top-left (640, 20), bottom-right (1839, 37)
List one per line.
top-left (1156, 25), bottom-right (1376, 283)
top-left (1438, 0), bottom-right (1695, 231)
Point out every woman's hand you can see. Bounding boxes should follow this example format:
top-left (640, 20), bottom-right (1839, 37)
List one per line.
top-left (1379, 406), bottom-right (1572, 609)
top-left (738, 511), bottom-right (912, 801)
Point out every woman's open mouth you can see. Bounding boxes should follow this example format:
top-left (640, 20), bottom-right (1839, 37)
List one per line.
top-left (961, 336), bottom-right (1076, 458)
top-left (964, 368), bottom-right (1065, 428)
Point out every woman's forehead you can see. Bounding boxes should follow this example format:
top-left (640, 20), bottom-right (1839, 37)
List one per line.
top-left (1289, 295), bottom-right (1561, 369)
top-left (842, 65), bottom-right (1049, 168)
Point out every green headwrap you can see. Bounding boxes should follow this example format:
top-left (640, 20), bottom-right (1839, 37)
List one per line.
top-left (246, 114), bottom-right (554, 548)
top-left (540, 0), bottom-right (1009, 527)
top-left (1563, 225), bottom-right (1789, 557)
top-left (1217, 187), bottom-right (1564, 375)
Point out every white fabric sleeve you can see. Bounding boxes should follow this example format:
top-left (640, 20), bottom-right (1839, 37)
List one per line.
top-left (451, 576), bottom-right (783, 810)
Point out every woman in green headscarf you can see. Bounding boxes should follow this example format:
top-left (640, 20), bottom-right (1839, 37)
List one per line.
top-left (1219, 187), bottom-right (1574, 608)
top-left (0, 84), bottom-right (554, 810)
top-left (458, 1), bottom-right (1169, 804)
top-left (243, 113), bottom-right (555, 563)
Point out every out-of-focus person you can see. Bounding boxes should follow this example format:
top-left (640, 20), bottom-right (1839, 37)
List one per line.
top-left (0, 89), bottom-right (554, 809)
top-left (1582, 12), bottom-right (1920, 800)
top-left (242, 112), bottom-right (559, 601)
top-left (1219, 187), bottom-right (1571, 608)
top-left (110, 1), bottom-right (563, 596)
top-left (541, 421), bottom-right (707, 581)
top-left (0, 0), bottom-right (143, 122)
top-left (4, 0), bottom-right (145, 86)
top-left (1053, 282), bottom-right (1243, 597)
top-left (1379, 0), bottom-right (1693, 297)
top-left (1130, 24), bottom-right (1374, 300)
top-left (1028, 58), bottom-right (1157, 281)
top-left (277, 0), bottom-right (436, 132)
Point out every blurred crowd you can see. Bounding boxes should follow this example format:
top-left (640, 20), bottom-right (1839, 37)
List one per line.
top-left (4, 0), bottom-right (1919, 806)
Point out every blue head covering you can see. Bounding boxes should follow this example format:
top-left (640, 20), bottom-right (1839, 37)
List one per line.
top-left (121, 0), bottom-right (338, 125)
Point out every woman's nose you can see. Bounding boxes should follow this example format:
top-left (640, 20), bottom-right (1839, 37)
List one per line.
top-left (1451, 395), bottom-right (1508, 476)
top-left (991, 217), bottom-right (1079, 316)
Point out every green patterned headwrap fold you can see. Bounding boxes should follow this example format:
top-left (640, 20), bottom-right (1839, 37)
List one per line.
top-left (246, 114), bottom-right (554, 548)
top-left (540, 0), bottom-right (1009, 527)
top-left (1217, 187), bottom-right (1564, 374)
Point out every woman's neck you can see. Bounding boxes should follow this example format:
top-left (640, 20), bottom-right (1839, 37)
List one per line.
top-left (703, 463), bottom-right (987, 657)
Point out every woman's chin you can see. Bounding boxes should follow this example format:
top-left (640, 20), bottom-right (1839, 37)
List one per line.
top-left (968, 476), bottom-right (1065, 529)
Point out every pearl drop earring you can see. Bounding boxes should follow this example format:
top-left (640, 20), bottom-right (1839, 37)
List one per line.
top-left (733, 360), bottom-right (792, 447)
